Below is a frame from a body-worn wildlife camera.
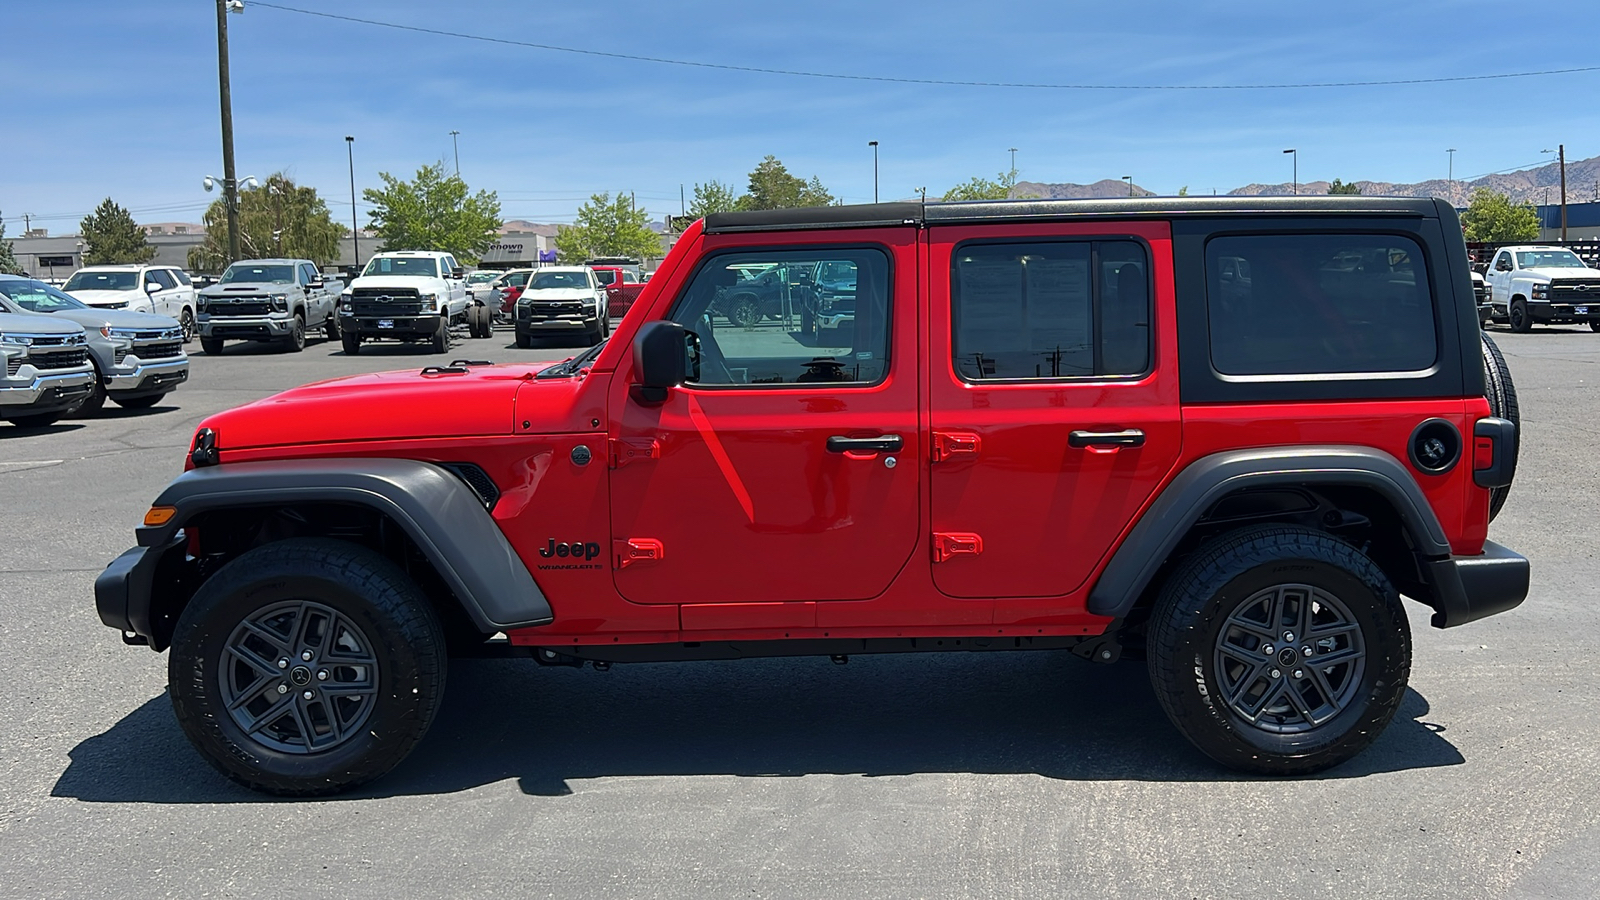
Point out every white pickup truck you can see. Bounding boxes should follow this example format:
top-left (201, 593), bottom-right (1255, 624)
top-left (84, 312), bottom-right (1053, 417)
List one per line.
top-left (337, 251), bottom-right (470, 354)
top-left (1484, 245), bottom-right (1600, 332)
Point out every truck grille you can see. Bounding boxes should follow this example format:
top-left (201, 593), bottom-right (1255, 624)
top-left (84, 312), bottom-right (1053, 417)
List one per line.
top-left (135, 342), bottom-right (183, 360)
top-left (522, 301), bottom-right (590, 321)
top-left (5, 357), bottom-right (19, 377)
top-left (1548, 280), bottom-right (1600, 302)
top-left (351, 288), bottom-right (423, 317)
top-left (27, 348), bottom-right (89, 371)
top-left (208, 300), bottom-right (272, 317)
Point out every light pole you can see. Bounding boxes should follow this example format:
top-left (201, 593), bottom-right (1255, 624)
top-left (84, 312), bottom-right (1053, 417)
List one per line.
top-left (1122, 175), bottom-right (1133, 197)
top-left (868, 141), bottom-right (879, 203)
top-left (1558, 143), bottom-right (1568, 240)
top-left (1009, 147), bottom-right (1017, 174)
top-left (215, 0), bottom-right (246, 263)
top-left (346, 136), bottom-right (360, 269)
top-left (449, 130), bottom-right (460, 176)
top-left (1447, 148), bottom-right (1456, 190)
top-left (1283, 148), bottom-right (1297, 195)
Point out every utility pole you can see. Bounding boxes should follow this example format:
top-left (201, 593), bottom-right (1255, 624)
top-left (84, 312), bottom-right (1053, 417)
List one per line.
top-left (1284, 148), bottom-right (1297, 195)
top-left (1122, 175), bottom-right (1133, 197)
top-left (868, 141), bottom-right (879, 203)
top-left (345, 136), bottom-right (359, 268)
top-left (1447, 148), bottom-right (1456, 192)
top-left (449, 130), bottom-right (460, 176)
top-left (1559, 143), bottom-right (1567, 241)
top-left (215, 0), bottom-right (242, 264)
top-left (21, 213), bottom-right (30, 233)
top-left (680, 184), bottom-right (686, 219)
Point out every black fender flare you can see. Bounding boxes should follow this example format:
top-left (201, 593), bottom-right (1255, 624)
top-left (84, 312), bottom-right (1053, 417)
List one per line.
top-left (123, 457), bottom-right (551, 634)
top-left (1086, 446), bottom-right (1452, 620)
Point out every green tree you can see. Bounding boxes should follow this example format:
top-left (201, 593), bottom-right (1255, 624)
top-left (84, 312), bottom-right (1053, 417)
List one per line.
top-left (79, 198), bottom-right (156, 265)
top-left (737, 156), bottom-right (835, 210)
top-left (689, 180), bottom-right (739, 219)
top-left (0, 212), bottom-right (21, 275)
top-left (362, 162), bottom-right (502, 264)
top-left (942, 169), bottom-right (1019, 201)
top-left (1327, 178), bottom-right (1362, 195)
top-left (1178, 186), bottom-right (1189, 197)
top-left (187, 173), bottom-right (347, 272)
top-left (1462, 189), bottom-right (1541, 242)
top-left (555, 192), bottom-right (662, 263)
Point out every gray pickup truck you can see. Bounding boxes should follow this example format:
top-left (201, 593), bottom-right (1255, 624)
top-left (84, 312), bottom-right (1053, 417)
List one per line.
top-left (197, 259), bottom-right (344, 354)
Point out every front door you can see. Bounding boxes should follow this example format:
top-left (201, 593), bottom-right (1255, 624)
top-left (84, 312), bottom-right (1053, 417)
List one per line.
top-left (926, 221), bottom-right (1183, 604)
top-left (609, 230), bottom-right (921, 617)
top-left (1488, 250), bottom-right (1514, 308)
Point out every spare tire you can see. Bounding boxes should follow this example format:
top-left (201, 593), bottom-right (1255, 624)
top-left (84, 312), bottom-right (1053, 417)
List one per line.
top-left (1481, 332), bottom-right (1520, 521)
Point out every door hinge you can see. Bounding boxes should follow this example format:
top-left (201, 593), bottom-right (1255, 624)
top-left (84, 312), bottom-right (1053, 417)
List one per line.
top-left (932, 532), bottom-right (984, 563)
top-left (609, 437), bottom-right (660, 468)
top-left (931, 431), bottom-right (981, 463)
top-left (614, 538), bottom-right (665, 569)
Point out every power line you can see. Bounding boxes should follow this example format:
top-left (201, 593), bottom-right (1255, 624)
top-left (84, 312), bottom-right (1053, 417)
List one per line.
top-left (251, 2), bottom-right (1600, 91)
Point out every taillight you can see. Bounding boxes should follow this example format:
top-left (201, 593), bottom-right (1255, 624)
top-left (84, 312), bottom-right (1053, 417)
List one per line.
top-left (1472, 417), bottom-right (1516, 488)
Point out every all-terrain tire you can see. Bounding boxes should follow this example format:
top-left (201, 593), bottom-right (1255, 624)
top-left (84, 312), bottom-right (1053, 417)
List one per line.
top-left (201, 337), bottom-right (225, 356)
top-left (1481, 332), bottom-right (1520, 521)
top-left (168, 538), bottom-right (446, 796)
top-left (1147, 524), bottom-right (1411, 776)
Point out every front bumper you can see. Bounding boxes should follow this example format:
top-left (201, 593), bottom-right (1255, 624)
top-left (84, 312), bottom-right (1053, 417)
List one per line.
top-left (1425, 540), bottom-right (1529, 628)
top-left (200, 314), bottom-right (296, 339)
top-left (348, 314), bottom-right (442, 338)
top-left (0, 368), bottom-right (95, 409)
top-left (105, 358), bottom-right (189, 396)
top-left (1528, 300), bottom-right (1600, 323)
top-left (95, 533), bottom-right (185, 649)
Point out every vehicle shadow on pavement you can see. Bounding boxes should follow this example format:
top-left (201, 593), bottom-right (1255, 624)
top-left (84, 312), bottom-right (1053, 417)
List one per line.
top-left (52, 651), bottom-right (1463, 804)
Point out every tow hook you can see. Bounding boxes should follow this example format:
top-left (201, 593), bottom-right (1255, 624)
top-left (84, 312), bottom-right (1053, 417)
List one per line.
top-left (1072, 636), bottom-right (1123, 664)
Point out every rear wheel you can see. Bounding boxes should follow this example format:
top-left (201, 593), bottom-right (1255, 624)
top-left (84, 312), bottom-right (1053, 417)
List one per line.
top-left (201, 337), bottom-right (225, 356)
top-left (1481, 332), bottom-right (1520, 521)
top-left (341, 333), bottom-right (361, 355)
top-left (1147, 524), bottom-right (1410, 775)
top-left (1509, 299), bottom-right (1532, 333)
top-left (726, 294), bottom-right (762, 328)
top-left (168, 538), bottom-right (446, 796)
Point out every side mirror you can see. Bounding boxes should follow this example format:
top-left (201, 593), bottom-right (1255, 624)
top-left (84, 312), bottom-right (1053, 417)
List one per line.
top-left (145, 281), bottom-right (161, 293)
top-left (308, 278), bottom-right (325, 289)
top-left (452, 267), bottom-right (465, 279)
top-left (631, 320), bottom-right (700, 403)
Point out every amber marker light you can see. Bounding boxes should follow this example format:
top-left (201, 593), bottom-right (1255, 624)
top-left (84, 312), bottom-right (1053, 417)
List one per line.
top-left (144, 506), bottom-right (178, 527)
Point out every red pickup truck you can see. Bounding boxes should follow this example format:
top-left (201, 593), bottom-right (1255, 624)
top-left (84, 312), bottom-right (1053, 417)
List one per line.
top-left (590, 265), bottom-right (646, 320)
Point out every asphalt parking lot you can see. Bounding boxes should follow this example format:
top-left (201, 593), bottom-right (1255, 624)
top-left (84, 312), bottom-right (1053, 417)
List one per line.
top-left (1, 324), bottom-right (1597, 899)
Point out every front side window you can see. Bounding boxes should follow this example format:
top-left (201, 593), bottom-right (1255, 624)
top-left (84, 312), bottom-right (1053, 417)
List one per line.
top-left (669, 248), bottom-right (891, 386)
top-left (1206, 233), bottom-right (1436, 376)
top-left (951, 240), bottom-right (1150, 381)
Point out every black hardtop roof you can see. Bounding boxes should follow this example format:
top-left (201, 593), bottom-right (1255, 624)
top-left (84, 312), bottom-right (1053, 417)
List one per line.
top-left (703, 196), bottom-right (1450, 234)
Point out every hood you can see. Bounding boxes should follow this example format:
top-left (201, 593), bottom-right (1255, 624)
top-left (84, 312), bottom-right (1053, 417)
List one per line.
top-left (201, 363), bottom-right (575, 451)
top-left (347, 275), bottom-right (446, 292)
top-left (68, 288), bottom-right (142, 307)
top-left (202, 282), bottom-right (293, 297)
top-left (1525, 266), bottom-right (1600, 281)
top-left (47, 308), bottom-right (179, 331)
top-left (0, 311), bottom-right (88, 337)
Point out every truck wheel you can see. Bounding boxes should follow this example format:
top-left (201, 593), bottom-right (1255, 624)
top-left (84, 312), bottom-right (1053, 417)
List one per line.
top-left (1147, 524), bottom-right (1410, 776)
top-left (515, 333), bottom-right (533, 349)
top-left (201, 337), bottom-right (225, 356)
top-left (6, 412), bottom-right (63, 428)
top-left (113, 393), bottom-right (165, 410)
top-left (341, 333), bottom-right (361, 355)
top-left (168, 538), bottom-right (446, 796)
top-left (726, 294), bottom-right (762, 328)
top-left (324, 314), bottom-right (341, 341)
top-left (430, 317), bottom-right (450, 354)
top-left (1481, 332), bottom-right (1520, 521)
top-left (73, 364), bottom-right (108, 418)
top-left (1509, 299), bottom-right (1532, 333)
top-left (1590, 321), bottom-right (1600, 333)
top-left (179, 308), bottom-right (196, 344)
top-left (283, 315), bottom-right (306, 353)
top-left (472, 305), bottom-right (490, 339)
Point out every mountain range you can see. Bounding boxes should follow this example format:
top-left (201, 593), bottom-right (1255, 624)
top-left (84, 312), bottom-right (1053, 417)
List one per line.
top-left (1015, 154), bottom-right (1600, 207)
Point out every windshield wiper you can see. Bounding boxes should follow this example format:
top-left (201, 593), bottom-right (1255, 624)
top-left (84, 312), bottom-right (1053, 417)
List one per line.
top-left (536, 338), bottom-right (608, 378)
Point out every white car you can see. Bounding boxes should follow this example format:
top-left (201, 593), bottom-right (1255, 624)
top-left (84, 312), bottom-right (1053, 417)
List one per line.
top-left (337, 251), bottom-right (471, 354)
top-left (62, 264), bottom-right (198, 342)
top-left (1484, 245), bottom-right (1600, 332)
top-left (512, 266), bottom-right (609, 348)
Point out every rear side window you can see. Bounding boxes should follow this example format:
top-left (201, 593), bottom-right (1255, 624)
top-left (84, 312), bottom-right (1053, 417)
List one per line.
top-left (951, 240), bottom-right (1150, 381)
top-left (173, 269), bottom-right (192, 286)
top-left (148, 269), bottom-right (178, 290)
top-left (1205, 234), bottom-right (1436, 376)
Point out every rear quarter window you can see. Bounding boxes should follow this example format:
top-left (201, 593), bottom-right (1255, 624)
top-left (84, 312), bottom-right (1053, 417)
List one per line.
top-left (1205, 234), bottom-right (1437, 376)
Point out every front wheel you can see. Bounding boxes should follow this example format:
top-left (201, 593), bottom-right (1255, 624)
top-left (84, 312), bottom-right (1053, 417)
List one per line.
top-left (324, 314), bottom-right (341, 341)
top-left (1147, 524), bottom-right (1410, 776)
top-left (201, 337), bottom-right (225, 356)
top-left (283, 315), bottom-right (306, 353)
top-left (1509, 299), bottom-right (1532, 333)
top-left (515, 332), bottom-right (533, 349)
top-left (1590, 320), bottom-right (1600, 333)
top-left (112, 393), bottom-right (166, 410)
top-left (341, 333), bottom-right (361, 355)
top-left (430, 316), bottom-right (450, 353)
top-left (168, 538), bottom-right (447, 796)
top-left (6, 412), bottom-right (62, 428)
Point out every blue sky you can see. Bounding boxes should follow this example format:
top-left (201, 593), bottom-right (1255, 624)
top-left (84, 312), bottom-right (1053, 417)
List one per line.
top-left (3, 0), bottom-right (1598, 234)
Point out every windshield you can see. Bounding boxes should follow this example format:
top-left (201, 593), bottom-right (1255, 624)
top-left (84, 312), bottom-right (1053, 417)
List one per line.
top-left (528, 271), bottom-right (590, 290)
top-left (0, 279), bottom-right (89, 313)
top-left (63, 270), bottom-right (139, 292)
top-left (220, 264), bottom-right (294, 284)
top-left (466, 271), bottom-right (502, 285)
top-left (1516, 250), bottom-right (1589, 269)
top-left (362, 257), bottom-right (439, 277)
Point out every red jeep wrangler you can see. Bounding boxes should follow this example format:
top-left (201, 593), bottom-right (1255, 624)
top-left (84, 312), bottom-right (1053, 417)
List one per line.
top-left (97, 197), bottom-right (1528, 795)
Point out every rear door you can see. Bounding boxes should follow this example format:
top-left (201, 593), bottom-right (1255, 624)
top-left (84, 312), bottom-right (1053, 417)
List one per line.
top-left (926, 220), bottom-right (1182, 605)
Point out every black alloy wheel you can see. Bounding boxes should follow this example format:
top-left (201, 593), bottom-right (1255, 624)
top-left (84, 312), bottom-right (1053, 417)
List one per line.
top-left (284, 315), bottom-right (306, 352)
top-left (1509, 299), bottom-right (1532, 333)
top-left (1147, 524), bottom-right (1410, 775)
top-left (179, 308), bottom-right (195, 343)
top-left (726, 294), bottom-right (762, 328)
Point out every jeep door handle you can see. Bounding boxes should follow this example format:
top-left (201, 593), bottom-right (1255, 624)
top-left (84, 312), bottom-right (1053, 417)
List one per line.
top-left (1068, 429), bottom-right (1146, 448)
top-left (826, 434), bottom-right (903, 453)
